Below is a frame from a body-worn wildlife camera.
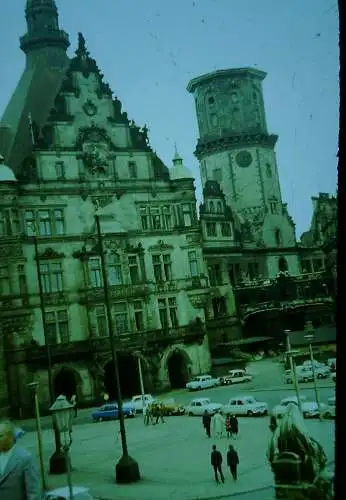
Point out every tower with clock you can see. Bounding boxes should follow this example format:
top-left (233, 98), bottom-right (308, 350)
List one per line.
top-left (187, 67), bottom-right (300, 274)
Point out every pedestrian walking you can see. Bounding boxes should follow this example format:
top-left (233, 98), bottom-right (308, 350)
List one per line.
top-left (227, 444), bottom-right (239, 481)
top-left (225, 414), bottom-right (232, 439)
top-left (71, 394), bottom-right (77, 418)
top-left (0, 420), bottom-right (42, 500)
top-left (212, 411), bottom-right (225, 439)
top-left (269, 415), bottom-right (277, 433)
top-left (202, 410), bottom-right (211, 438)
top-left (230, 414), bottom-right (239, 438)
top-left (154, 402), bottom-right (165, 424)
top-left (210, 444), bottom-right (225, 483)
top-left (144, 403), bottom-right (152, 425)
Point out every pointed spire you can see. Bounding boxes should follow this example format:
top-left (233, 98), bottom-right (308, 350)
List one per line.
top-left (173, 143), bottom-right (183, 165)
top-left (75, 32), bottom-right (89, 59)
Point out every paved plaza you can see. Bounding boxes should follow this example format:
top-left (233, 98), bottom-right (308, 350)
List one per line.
top-left (19, 412), bottom-right (335, 500)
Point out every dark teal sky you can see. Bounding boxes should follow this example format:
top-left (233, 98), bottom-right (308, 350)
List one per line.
top-left (0, 0), bottom-right (338, 237)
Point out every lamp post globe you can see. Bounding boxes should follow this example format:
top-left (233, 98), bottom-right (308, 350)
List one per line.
top-left (49, 395), bottom-right (74, 436)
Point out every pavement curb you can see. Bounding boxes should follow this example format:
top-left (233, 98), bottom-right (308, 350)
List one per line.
top-left (248, 384), bottom-right (333, 392)
top-left (191, 485), bottom-right (275, 499)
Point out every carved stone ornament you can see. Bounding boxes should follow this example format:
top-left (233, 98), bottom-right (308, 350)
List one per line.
top-left (0, 244), bottom-right (23, 259)
top-left (91, 196), bottom-right (113, 209)
top-left (236, 150), bottom-right (252, 168)
top-left (83, 99), bottom-right (98, 117)
top-left (36, 248), bottom-right (65, 260)
top-left (148, 240), bottom-right (174, 252)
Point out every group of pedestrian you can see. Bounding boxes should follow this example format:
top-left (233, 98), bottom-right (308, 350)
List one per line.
top-left (203, 410), bottom-right (239, 439)
top-left (144, 401), bottom-right (165, 425)
top-left (211, 443), bottom-right (239, 484)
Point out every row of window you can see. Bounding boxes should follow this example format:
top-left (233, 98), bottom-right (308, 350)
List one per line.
top-left (43, 297), bottom-right (179, 345)
top-left (48, 160), bottom-right (140, 181)
top-left (139, 203), bottom-right (195, 231)
top-left (205, 222), bottom-right (233, 238)
top-left (0, 250), bottom-right (201, 296)
top-left (208, 261), bottom-right (261, 286)
top-left (0, 209), bottom-right (65, 237)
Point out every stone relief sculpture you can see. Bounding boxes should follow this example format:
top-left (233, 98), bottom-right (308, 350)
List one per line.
top-left (268, 403), bottom-right (333, 499)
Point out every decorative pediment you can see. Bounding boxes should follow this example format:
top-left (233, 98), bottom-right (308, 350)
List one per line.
top-left (76, 124), bottom-right (117, 152)
top-left (125, 242), bottom-right (144, 253)
top-left (148, 240), bottom-right (174, 252)
top-left (91, 196), bottom-right (113, 209)
top-left (36, 248), bottom-right (65, 260)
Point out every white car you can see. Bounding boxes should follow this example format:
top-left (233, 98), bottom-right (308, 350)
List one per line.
top-left (130, 394), bottom-right (154, 413)
top-left (219, 369), bottom-right (252, 386)
top-left (185, 398), bottom-right (222, 416)
top-left (272, 396), bottom-right (326, 419)
top-left (185, 375), bottom-right (219, 391)
top-left (323, 396), bottom-right (336, 419)
top-left (221, 395), bottom-right (268, 417)
top-left (296, 364), bottom-right (330, 380)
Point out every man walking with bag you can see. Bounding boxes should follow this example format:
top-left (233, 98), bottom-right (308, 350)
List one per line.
top-left (227, 444), bottom-right (239, 481)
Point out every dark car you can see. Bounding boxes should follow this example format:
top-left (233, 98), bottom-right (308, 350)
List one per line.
top-left (91, 403), bottom-right (135, 422)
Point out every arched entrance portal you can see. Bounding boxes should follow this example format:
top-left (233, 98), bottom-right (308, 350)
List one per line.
top-left (278, 257), bottom-right (288, 273)
top-left (53, 368), bottom-right (78, 400)
top-left (104, 354), bottom-right (141, 400)
top-left (167, 351), bottom-right (189, 389)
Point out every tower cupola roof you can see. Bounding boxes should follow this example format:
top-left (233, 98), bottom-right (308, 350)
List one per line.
top-left (170, 145), bottom-right (194, 181)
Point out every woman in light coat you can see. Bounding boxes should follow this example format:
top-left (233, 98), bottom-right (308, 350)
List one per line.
top-left (212, 411), bottom-right (225, 439)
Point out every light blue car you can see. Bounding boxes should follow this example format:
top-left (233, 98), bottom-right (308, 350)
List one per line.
top-left (91, 403), bottom-right (135, 422)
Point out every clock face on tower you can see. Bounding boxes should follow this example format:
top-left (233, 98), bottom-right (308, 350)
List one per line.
top-left (236, 150), bottom-right (252, 168)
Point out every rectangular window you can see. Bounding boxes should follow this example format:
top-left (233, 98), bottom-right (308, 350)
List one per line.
top-left (158, 299), bottom-right (169, 329)
top-left (11, 210), bottom-right (21, 235)
top-left (89, 257), bottom-right (103, 288)
top-left (168, 297), bottom-right (178, 327)
top-left (163, 205), bottom-right (172, 229)
top-left (55, 161), bottom-right (65, 180)
top-left (163, 254), bottom-right (172, 281)
top-left (39, 262), bottom-right (63, 293)
top-left (151, 208), bottom-right (161, 230)
top-left (0, 212), bottom-right (6, 236)
top-left (24, 210), bottom-right (36, 236)
top-left (108, 254), bottom-right (123, 285)
top-left (128, 255), bottom-right (140, 284)
top-left (114, 303), bottom-right (128, 333)
top-left (188, 250), bottom-right (198, 276)
top-left (54, 209), bottom-right (65, 235)
top-left (18, 265), bottom-right (27, 295)
top-left (206, 222), bottom-right (216, 237)
top-left (221, 223), bottom-right (231, 237)
top-left (133, 300), bottom-right (144, 331)
top-left (270, 201), bottom-right (278, 215)
top-left (152, 255), bottom-right (163, 282)
top-left (248, 262), bottom-right (259, 280)
top-left (39, 210), bottom-right (52, 236)
top-left (209, 264), bottom-right (222, 286)
top-left (0, 266), bottom-right (10, 295)
top-left (128, 161), bottom-right (137, 178)
top-left (140, 207), bottom-right (149, 230)
top-left (95, 305), bottom-right (108, 337)
top-left (45, 310), bottom-right (69, 345)
top-left (182, 204), bottom-right (192, 227)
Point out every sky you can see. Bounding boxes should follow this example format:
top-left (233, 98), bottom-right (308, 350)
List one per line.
top-left (0, 0), bottom-right (339, 238)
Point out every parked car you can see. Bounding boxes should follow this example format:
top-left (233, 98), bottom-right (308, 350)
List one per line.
top-left (91, 403), bottom-right (135, 422)
top-left (154, 398), bottom-right (185, 416)
top-left (272, 396), bottom-right (326, 419)
top-left (285, 368), bottom-right (315, 384)
top-left (219, 369), bottom-right (252, 386)
top-left (221, 395), bottom-right (268, 417)
top-left (185, 398), bottom-right (222, 416)
top-left (288, 364), bottom-right (330, 383)
top-left (129, 394), bottom-right (154, 413)
top-left (185, 375), bottom-right (219, 391)
top-left (323, 396), bottom-right (336, 419)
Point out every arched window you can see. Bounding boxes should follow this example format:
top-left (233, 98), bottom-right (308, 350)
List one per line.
top-left (209, 201), bottom-right (215, 213)
top-left (274, 229), bottom-right (282, 246)
top-left (217, 201), bottom-right (222, 213)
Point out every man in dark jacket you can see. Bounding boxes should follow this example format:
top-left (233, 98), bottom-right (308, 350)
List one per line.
top-left (227, 444), bottom-right (239, 481)
top-left (211, 444), bottom-right (225, 483)
top-left (230, 414), bottom-right (239, 438)
top-left (202, 410), bottom-right (211, 438)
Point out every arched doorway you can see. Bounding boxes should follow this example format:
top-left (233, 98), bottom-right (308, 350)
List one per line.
top-left (167, 351), bottom-right (189, 389)
top-left (104, 354), bottom-right (141, 400)
top-left (53, 367), bottom-right (78, 400)
top-left (278, 257), bottom-right (288, 273)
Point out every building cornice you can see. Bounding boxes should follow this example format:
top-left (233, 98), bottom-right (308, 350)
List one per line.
top-left (187, 67), bottom-right (267, 93)
top-left (194, 133), bottom-right (278, 160)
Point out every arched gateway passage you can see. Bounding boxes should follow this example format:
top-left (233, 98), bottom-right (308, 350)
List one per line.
top-left (53, 368), bottom-right (78, 400)
top-left (104, 354), bottom-right (141, 400)
top-left (167, 351), bottom-right (189, 389)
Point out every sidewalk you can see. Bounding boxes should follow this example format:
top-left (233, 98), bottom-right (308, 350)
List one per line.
top-left (19, 415), bottom-right (334, 500)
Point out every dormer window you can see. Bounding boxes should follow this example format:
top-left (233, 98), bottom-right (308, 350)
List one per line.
top-left (209, 201), bottom-right (215, 213)
top-left (269, 200), bottom-right (278, 214)
top-left (128, 161), bottom-right (137, 179)
top-left (55, 161), bottom-right (65, 180)
top-left (274, 228), bottom-right (282, 246)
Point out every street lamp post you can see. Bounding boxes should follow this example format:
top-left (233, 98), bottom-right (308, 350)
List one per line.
top-left (133, 351), bottom-right (146, 421)
top-left (95, 214), bottom-right (140, 483)
top-left (49, 395), bottom-right (75, 499)
top-left (33, 235), bottom-right (66, 475)
top-left (284, 330), bottom-right (302, 413)
top-left (27, 382), bottom-right (47, 493)
top-left (304, 333), bottom-right (323, 421)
